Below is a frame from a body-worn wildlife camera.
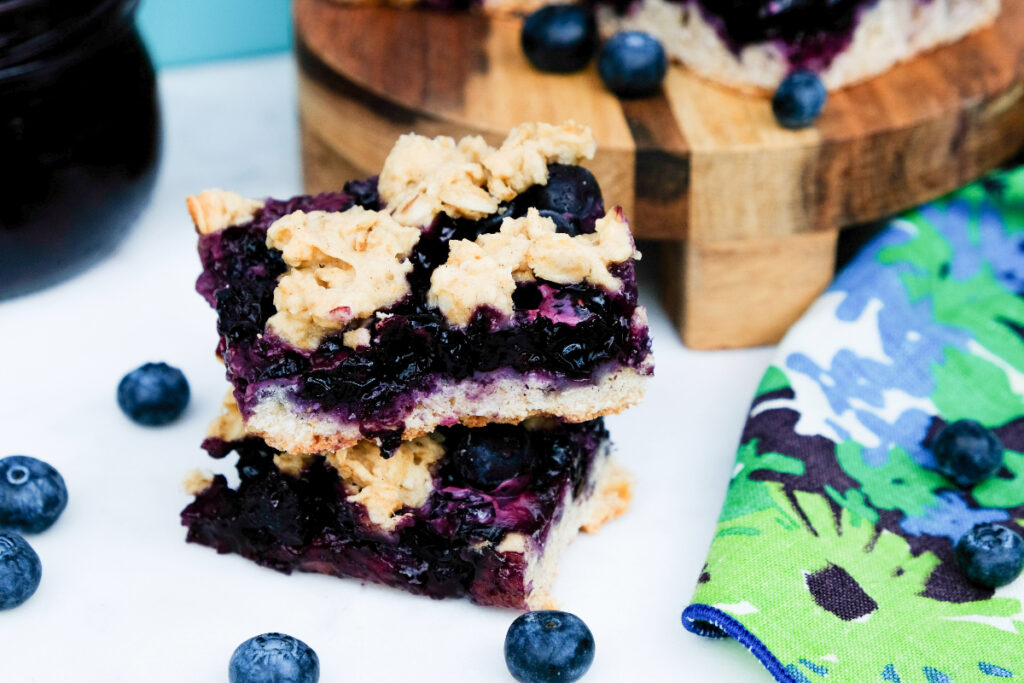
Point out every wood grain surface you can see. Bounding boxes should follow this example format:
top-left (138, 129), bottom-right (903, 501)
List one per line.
top-left (294, 0), bottom-right (1024, 347)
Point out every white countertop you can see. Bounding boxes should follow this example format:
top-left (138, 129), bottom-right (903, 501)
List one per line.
top-left (0, 55), bottom-right (778, 682)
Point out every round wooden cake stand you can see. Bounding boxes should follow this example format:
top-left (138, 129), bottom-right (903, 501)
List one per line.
top-left (294, 0), bottom-right (1024, 349)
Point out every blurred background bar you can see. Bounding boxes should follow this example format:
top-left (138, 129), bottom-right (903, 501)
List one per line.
top-left (138, 0), bottom-right (292, 66)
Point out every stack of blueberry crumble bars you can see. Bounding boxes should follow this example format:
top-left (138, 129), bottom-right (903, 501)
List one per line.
top-left (180, 121), bottom-right (654, 608)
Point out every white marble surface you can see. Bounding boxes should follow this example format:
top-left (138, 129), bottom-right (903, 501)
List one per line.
top-left (0, 55), bottom-right (779, 682)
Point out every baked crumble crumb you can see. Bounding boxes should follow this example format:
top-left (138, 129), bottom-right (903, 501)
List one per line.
top-left (207, 391), bottom-right (247, 442)
top-left (342, 327), bottom-right (372, 350)
top-left (326, 436), bottom-right (445, 530)
top-left (496, 533), bottom-right (528, 553)
top-left (273, 452), bottom-right (317, 477)
top-left (186, 189), bottom-right (264, 235)
top-left (183, 469), bottom-right (215, 495)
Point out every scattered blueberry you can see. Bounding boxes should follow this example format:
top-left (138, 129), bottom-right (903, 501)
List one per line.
top-left (932, 419), bottom-right (1004, 488)
top-left (117, 362), bottom-right (190, 426)
top-left (597, 32), bottom-right (667, 99)
top-left (504, 610), bottom-right (595, 683)
top-left (521, 5), bottom-right (597, 74)
top-left (0, 456), bottom-right (68, 533)
top-left (772, 70), bottom-right (827, 129)
top-left (455, 426), bottom-right (532, 490)
top-left (0, 531), bottom-right (42, 610)
top-left (229, 632), bottom-right (320, 683)
top-left (955, 523), bottom-right (1024, 588)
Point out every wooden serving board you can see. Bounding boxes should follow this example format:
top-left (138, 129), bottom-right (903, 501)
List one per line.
top-left (294, 0), bottom-right (1024, 348)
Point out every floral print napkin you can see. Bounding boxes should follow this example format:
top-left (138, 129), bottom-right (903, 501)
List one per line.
top-left (683, 170), bottom-right (1024, 682)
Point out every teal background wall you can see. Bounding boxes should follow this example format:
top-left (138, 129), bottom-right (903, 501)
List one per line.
top-left (137, 0), bottom-right (293, 67)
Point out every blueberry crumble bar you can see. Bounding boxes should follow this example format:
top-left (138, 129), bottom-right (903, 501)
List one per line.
top-left (188, 122), bottom-right (653, 455)
top-left (598, 0), bottom-right (1000, 91)
top-left (182, 395), bottom-right (632, 609)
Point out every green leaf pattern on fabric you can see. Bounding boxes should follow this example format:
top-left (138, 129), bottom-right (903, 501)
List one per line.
top-left (686, 170), bottom-right (1024, 680)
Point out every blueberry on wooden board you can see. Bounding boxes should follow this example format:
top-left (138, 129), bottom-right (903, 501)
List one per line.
top-left (521, 5), bottom-right (597, 74)
top-left (772, 71), bottom-right (827, 129)
top-left (598, 32), bottom-right (667, 99)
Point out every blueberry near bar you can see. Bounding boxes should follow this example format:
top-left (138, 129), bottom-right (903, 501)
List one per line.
top-left (598, 0), bottom-right (1000, 91)
top-left (188, 122), bottom-right (653, 455)
top-left (182, 396), bottom-right (632, 609)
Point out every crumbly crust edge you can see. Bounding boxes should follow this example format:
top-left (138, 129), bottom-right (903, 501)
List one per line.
top-left (522, 450), bottom-right (633, 610)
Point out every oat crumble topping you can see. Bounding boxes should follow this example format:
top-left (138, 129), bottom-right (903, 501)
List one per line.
top-left (378, 121), bottom-right (596, 227)
top-left (326, 436), bottom-right (445, 530)
top-left (428, 207), bottom-right (637, 326)
top-left (264, 207), bottom-right (421, 348)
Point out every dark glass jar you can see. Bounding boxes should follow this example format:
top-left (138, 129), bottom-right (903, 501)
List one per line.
top-left (0, 0), bottom-right (160, 299)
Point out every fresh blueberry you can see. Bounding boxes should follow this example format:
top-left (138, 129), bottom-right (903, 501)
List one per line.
top-left (539, 165), bottom-right (601, 216)
top-left (229, 632), bottom-right (319, 683)
top-left (455, 426), bottom-right (532, 489)
top-left (0, 531), bottom-right (42, 610)
top-left (521, 5), bottom-right (597, 74)
top-left (932, 419), bottom-right (1004, 488)
top-left (0, 456), bottom-right (68, 533)
top-left (514, 164), bottom-right (603, 235)
top-left (117, 362), bottom-right (190, 426)
top-left (772, 70), bottom-right (827, 129)
top-left (597, 32), bottom-right (667, 99)
top-left (504, 610), bottom-right (595, 683)
top-left (955, 523), bottom-right (1024, 588)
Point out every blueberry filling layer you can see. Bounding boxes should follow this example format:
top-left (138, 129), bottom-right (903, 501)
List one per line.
top-left (182, 419), bottom-right (609, 608)
top-left (694, 0), bottom-right (870, 54)
top-left (196, 166), bottom-right (651, 438)
top-left (610, 0), bottom-right (892, 72)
